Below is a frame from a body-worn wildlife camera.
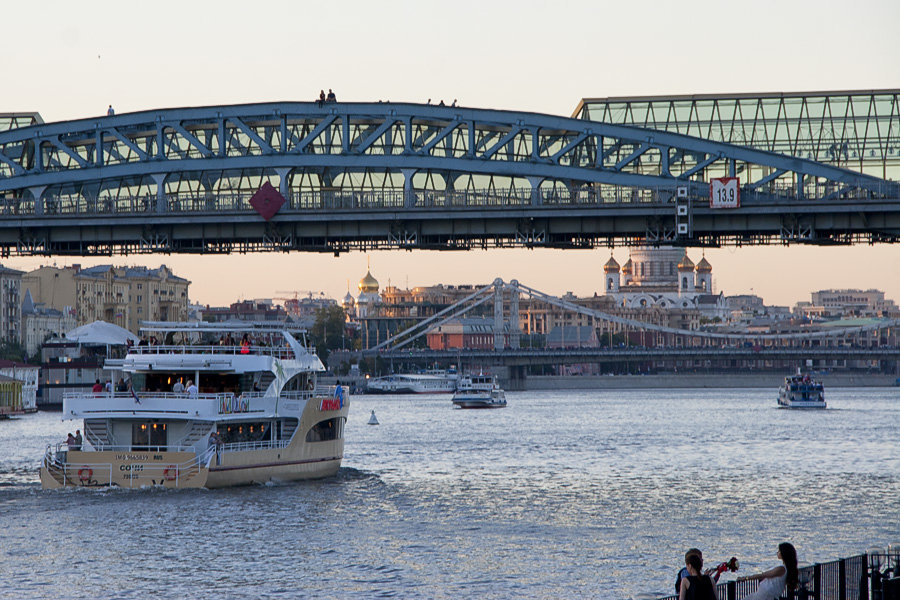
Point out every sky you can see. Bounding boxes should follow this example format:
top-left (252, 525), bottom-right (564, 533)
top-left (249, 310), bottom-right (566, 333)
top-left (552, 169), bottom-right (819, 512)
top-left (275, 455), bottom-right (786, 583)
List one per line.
top-left (3, 0), bottom-right (899, 308)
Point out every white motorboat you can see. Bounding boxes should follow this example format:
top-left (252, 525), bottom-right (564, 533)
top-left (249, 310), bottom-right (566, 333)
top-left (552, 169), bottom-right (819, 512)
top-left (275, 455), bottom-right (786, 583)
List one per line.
top-left (778, 373), bottom-right (826, 409)
top-left (40, 321), bottom-right (349, 489)
top-left (451, 374), bottom-right (507, 409)
top-left (366, 369), bottom-right (458, 394)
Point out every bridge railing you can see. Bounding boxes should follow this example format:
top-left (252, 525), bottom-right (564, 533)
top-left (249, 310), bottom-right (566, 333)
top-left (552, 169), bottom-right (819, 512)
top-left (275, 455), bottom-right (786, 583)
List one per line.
top-left (4, 178), bottom-right (896, 219)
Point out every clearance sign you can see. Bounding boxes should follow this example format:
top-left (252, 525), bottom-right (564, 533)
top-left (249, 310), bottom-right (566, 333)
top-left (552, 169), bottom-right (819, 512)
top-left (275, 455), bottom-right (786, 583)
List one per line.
top-left (709, 177), bottom-right (740, 208)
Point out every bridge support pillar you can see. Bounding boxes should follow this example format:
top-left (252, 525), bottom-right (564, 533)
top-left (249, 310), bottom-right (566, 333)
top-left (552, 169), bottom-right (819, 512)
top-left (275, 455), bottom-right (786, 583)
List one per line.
top-left (402, 168), bottom-right (416, 208)
top-left (510, 280), bottom-right (520, 349)
top-left (499, 365), bottom-right (527, 391)
top-left (527, 177), bottom-right (544, 206)
top-left (494, 278), bottom-right (504, 351)
top-left (151, 173), bottom-right (168, 212)
top-left (29, 185), bottom-right (47, 216)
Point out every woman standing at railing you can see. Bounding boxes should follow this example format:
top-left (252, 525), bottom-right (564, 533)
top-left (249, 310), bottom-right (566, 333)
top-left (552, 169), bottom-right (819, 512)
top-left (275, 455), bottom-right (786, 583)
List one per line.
top-left (737, 542), bottom-right (798, 600)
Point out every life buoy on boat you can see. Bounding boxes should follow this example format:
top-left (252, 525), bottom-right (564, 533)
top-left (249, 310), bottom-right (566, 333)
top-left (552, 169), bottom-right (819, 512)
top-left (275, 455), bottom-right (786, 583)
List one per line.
top-left (77, 468), bottom-right (93, 481)
top-left (163, 466), bottom-right (179, 481)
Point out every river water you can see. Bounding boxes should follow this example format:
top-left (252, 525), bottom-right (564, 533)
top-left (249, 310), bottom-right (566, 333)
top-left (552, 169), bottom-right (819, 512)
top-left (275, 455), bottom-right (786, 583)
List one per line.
top-left (1, 388), bottom-right (898, 599)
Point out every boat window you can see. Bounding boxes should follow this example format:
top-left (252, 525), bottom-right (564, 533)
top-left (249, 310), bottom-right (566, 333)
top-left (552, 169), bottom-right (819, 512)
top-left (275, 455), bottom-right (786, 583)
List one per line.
top-left (215, 421), bottom-right (272, 444)
top-left (132, 422), bottom-right (167, 451)
top-left (305, 417), bottom-right (345, 443)
top-left (284, 374), bottom-right (313, 392)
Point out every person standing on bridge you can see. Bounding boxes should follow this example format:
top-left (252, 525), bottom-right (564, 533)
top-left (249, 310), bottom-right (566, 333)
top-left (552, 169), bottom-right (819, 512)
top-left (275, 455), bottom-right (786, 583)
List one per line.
top-left (317, 90), bottom-right (325, 107)
top-left (107, 104), bottom-right (114, 116)
top-left (326, 89), bottom-right (336, 103)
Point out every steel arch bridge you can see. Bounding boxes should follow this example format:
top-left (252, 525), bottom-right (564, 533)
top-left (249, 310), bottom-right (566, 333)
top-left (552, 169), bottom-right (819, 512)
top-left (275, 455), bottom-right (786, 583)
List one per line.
top-left (0, 101), bottom-right (897, 256)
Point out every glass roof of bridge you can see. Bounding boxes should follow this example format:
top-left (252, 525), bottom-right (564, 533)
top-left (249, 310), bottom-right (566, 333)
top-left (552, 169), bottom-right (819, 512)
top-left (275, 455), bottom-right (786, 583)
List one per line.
top-left (0, 112), bottom-right (43, 133)
top-left (574, 90), bottom-right (900, 180)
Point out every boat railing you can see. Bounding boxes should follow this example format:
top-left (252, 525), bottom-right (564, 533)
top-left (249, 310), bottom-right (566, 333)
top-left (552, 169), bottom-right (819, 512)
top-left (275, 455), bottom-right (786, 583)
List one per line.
top-left (43, 443), bottom-right (215, 488)
top-left (127, 343), bottom-right (299, 359)
top-left (51, 442), bottom-right (199, 455)
top-left (217, 439), bottom-right (291, 454)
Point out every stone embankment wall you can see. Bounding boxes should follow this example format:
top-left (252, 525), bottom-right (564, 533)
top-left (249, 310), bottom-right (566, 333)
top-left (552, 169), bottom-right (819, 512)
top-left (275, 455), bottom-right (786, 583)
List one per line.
top-left (525, 373), bottom-right (899, 390)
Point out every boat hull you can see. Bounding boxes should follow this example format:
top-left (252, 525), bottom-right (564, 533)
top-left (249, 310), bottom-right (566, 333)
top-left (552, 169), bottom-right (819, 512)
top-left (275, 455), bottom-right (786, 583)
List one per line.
top-left (40, 439), bottom-right (344, 489)
top-left (452, 400), bottom-right (507, 409)
top-left (41, 450), bottom-right (208, 489)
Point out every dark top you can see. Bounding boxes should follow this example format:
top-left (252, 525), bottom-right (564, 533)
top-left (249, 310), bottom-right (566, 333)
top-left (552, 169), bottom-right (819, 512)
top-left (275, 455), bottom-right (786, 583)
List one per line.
top-left (684, 575), bottom-right (716, 600)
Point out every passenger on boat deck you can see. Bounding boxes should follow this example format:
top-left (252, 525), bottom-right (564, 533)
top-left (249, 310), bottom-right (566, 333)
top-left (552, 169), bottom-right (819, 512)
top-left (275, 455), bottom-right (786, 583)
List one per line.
top-left (186, 380), bottom-right (198, 397)
top-left (116, 378), bottom-right (127, 392)
top-left (66, 433), bottom-right (76, 449)
top-left (172, 378), bottom-right (185, 394)
top-left (105, 379), bottom-right (113, 392)
top-left (74, 430), bottom-right (82, 451)
top-left (91, 379), bottom-right (103, 393)
top-left (138, 336), bottom-right (148, 346)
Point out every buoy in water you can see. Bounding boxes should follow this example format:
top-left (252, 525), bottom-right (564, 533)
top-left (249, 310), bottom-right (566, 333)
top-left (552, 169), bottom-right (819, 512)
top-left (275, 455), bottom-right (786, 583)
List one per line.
top-left (367, 410), bottom-right (379, 425)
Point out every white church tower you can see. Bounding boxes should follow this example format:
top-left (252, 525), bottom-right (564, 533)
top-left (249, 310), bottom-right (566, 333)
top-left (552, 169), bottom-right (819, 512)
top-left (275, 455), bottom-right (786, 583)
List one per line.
top-left (603, 256), bottom-right (620, 293)
top-left (695, 256), bottom-right (713, 293)
top-left (678, 253), bottom-right (695, 295)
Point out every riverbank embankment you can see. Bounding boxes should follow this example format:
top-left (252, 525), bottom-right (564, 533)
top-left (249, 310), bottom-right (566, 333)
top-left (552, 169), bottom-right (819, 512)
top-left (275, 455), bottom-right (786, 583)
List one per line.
top-left (524, 373), bottom-right (898, 390)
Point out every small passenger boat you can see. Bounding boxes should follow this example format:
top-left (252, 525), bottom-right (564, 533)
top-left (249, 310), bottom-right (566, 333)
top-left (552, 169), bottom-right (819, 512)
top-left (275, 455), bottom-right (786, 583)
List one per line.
top-left (40, 321), bottom-right (349, 489)
top-left (778, 373), bottom-right (826, 409)
top-left (451, 374), bottom-right (506, 409)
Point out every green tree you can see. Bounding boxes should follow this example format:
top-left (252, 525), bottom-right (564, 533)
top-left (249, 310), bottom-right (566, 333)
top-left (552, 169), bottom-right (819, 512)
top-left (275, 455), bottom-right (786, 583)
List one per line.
top-left (0, 339), bottom-right (27, 362)
top-left (310, 305), bottom-right (349, 363)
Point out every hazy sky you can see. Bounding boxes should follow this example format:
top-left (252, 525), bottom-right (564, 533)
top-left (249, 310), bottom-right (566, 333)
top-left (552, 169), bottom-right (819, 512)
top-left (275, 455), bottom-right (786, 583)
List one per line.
top-left (4, 0), bottom-right (899, 307)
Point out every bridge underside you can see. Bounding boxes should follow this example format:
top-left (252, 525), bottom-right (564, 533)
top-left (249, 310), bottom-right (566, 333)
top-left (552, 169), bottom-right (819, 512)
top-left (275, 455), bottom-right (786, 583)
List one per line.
top-left (3, 199), bottom-right (900, 256)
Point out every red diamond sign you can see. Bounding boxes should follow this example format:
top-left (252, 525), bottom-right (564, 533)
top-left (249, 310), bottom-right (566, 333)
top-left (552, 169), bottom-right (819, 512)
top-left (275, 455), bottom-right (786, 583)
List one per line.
top-left (249, 182), bottom-right (286, 221)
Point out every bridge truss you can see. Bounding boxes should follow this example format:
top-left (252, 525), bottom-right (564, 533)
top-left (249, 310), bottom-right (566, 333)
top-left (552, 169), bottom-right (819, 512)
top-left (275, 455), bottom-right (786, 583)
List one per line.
top-left (0, 102), bottom-right (897, 256)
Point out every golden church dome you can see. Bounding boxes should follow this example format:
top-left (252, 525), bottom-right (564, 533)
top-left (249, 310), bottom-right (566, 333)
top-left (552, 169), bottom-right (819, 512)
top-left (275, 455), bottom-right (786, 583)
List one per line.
top-left (677, 254), bottom-right (695, 270)
top-left (603, 256), bottom-right (620, 273)
top-left (621, 258), bottom-right (633, 274)
top-left (696, 257), bottom-right (712, 272)
top-left (358, 270), bottom-right (379, 294)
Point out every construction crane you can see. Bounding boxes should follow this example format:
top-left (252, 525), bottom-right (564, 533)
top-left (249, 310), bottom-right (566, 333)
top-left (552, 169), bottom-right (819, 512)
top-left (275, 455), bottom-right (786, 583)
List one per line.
top-left (275, 290), bottom-right (326, 301)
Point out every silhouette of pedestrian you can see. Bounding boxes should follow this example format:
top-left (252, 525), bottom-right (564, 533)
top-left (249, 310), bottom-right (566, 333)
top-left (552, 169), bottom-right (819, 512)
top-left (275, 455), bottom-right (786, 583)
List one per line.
top-left (107, 105), bottom-right (115, 116)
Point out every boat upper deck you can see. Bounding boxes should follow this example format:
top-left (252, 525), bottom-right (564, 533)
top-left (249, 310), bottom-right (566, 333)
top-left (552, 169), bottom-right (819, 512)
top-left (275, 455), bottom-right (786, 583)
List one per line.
top-left (62, 388), bottom-right (345, 421)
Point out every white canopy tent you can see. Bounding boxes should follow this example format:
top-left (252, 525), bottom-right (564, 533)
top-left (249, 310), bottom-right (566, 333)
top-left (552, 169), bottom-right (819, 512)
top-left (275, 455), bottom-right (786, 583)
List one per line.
top-left (64, 321), bottom-right (139, 346)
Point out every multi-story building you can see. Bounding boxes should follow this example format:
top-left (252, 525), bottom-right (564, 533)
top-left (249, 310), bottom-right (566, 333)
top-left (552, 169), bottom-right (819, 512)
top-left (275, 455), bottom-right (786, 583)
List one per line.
top-left (0, 264), bottom-right (24, 343)
top-left (21, 289), bottom-right (76, 357)
top-left (797, 289), bottom-right (900, 319)
top-left (21, 265), bottom-right (78, 315)
top-left (201, 300), bottom-right (290, 323)
top-left (25, 264), bottom-right (190, 334)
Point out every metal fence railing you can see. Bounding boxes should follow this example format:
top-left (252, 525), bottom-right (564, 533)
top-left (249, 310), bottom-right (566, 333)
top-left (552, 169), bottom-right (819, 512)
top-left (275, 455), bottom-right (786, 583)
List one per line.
top-left (654, 552), bottom-right (900, 600)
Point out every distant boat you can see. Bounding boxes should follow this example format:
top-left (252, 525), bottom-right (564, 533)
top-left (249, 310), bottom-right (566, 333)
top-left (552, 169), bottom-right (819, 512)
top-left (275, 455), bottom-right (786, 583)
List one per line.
top-left (778, 373), bottom-right (826, 409)
top-left (452, 374), bottom-right (507, 409)
top-left (366, 369), bottom-right (458, 394)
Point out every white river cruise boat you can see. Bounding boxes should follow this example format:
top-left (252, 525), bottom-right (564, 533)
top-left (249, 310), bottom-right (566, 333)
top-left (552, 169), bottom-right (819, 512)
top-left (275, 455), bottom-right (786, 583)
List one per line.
top-left (451, 374), bottom-right (507, 409)
top-left (40, 321), bottom-right (349, 489)
top-left (778, 373), bottom-right (826, 409)
top-left (366, 369), bottom-right (458, 394)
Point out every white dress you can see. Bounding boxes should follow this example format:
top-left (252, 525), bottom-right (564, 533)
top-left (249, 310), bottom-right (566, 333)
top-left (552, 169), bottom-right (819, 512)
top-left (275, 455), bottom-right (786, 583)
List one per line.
top-left (744, 567), bottom-right (787, 600)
